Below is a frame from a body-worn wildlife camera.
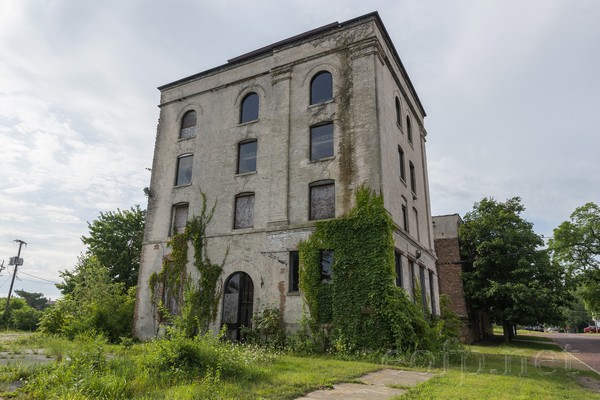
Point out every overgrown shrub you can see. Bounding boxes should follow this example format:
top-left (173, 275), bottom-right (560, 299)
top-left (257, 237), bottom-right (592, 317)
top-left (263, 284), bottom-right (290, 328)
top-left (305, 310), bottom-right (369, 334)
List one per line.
top-left (0, 297), bottom-right (42, 331)
top-left (38, 256), bottom-right (136, 342)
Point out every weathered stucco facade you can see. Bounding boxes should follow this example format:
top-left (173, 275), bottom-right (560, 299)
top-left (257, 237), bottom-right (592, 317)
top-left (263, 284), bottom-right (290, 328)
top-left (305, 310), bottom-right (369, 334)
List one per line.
top-left (134, 12), bottom-right (439, 340)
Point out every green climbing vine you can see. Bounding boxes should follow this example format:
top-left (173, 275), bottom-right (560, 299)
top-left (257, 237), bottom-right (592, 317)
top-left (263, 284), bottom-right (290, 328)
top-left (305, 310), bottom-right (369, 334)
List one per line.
top-left (150, 192), bottom-right (225, 337)
top-left (299, 186), bottom-right (439, 353)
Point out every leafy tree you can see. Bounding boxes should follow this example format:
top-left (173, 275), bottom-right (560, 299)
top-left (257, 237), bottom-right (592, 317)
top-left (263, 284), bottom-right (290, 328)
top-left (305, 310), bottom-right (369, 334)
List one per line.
top-left (549, 202), bottom-right (600, 316)
top-left (40, 255), bottom-right (136, 342)
top-left (80, 205), bottom-right (145, 289)
top-left (460, 197), bottom-right (570, 343)
top-left (15, 290), bottom-right (49, 311)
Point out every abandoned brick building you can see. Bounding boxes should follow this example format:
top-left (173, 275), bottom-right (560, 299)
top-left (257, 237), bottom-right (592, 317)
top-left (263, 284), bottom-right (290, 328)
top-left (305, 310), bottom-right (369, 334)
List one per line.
top-left (134, 12), bottom-right (440, 340)
top-left (432, 214), bottom-right (494, 343)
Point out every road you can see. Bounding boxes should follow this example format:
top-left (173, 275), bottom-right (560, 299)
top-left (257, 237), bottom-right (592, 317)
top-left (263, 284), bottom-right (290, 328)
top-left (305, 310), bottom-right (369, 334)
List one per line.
top-left (548, 332), bottom-right (600, 375)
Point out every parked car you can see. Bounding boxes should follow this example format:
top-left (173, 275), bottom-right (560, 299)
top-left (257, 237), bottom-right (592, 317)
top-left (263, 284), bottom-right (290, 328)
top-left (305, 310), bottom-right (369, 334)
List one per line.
top-left (584, 325), bottom-right (599, 333)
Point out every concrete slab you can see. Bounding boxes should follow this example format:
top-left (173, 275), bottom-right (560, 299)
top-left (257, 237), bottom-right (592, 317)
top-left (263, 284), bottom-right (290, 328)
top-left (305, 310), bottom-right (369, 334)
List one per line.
top-left (296, 369), bottom-right (435, 400)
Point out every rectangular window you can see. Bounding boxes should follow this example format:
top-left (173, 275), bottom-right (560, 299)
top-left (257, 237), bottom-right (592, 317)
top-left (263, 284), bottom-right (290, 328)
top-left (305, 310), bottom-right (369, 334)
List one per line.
top-left (429, 270), bottom-right (436, 316)
top-left (409, 161), bottom-right (416, 194)
top-left (320, 250), bottom-right (334, 283)
top-left (310, 123), bottom-right (334, 161)
top-left (409, 260), bottom-right (416, 302)
top-left (175, 154), bottom-right (193, 186)
top-left (237, 140), bottom-right (257, 174)
top-left (310, 182), bottom-right (335, 220)
top-left (398, 146), bottom-right (405, 181)
top-left (413, 208), bottom-right (420, 242)
top-left (420, 265), bottom-right (428, 312)
top-left (171, 204), bottom-right (188, 235)
top-left (234, 194), bottom-right (255, 229)
top-left (394, 251), bottom-right (403, 288)
top-left (289, 251), bottom-right (299, 292)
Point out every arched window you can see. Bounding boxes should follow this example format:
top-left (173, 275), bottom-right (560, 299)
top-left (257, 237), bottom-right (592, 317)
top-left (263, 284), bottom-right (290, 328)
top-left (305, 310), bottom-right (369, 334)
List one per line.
top-left (310, 71), bottom-right (333, 105)
top-left (395, 97), bottom-right (401, 126)
top-left (222, 271), bottom-right (254, 341)
top-left (406, 116), bottom-right (413, 144)
top-left (240, 92), bottom-right (259, 123)
top-left (180, 110), bottom-right (197, 139)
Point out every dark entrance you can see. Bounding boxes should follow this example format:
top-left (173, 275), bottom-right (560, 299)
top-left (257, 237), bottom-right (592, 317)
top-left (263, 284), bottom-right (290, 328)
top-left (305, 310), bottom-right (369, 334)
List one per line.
top-left (221, 271), bottom-right (254, 341)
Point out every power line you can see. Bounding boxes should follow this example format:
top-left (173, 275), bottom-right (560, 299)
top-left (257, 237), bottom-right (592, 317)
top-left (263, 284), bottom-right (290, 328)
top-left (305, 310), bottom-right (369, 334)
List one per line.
top-left (18, 271), bottom-right (59, 284)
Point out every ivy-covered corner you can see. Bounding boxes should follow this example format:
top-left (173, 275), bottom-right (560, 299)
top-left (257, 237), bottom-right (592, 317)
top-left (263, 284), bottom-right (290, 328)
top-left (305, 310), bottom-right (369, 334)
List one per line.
top-left (149, 192), bottom-right (225, 337)
top-left (298, 186), bottom-right (438, 353)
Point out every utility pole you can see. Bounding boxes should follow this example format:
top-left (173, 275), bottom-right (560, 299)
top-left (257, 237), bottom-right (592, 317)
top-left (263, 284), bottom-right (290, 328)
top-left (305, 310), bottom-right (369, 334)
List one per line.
top-left (4, 239), bottom-right (26, 316)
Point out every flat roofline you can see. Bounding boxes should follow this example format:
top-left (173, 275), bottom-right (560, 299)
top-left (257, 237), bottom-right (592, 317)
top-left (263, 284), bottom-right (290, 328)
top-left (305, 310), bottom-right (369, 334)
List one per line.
top-left (157, 11), bottom-right (426, 116)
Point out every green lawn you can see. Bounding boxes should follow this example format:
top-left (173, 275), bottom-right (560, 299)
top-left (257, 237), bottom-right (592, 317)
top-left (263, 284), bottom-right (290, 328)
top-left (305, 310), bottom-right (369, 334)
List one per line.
top-left (0, 333), bottom-right (598, 399)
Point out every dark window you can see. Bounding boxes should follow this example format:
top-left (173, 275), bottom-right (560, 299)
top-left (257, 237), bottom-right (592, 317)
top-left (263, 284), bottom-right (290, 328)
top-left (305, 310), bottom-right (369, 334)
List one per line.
top-left (310, 181), bottom-right (335, 220)
top-left (310, 123), bottom-right (334, 160)
top-left (402, 204), bottom-right (409, 232)
top-left (171, 204), bottom-right (188, 235)
top-left (175, 154), bottom-right (193, 186)
top-left (222, 272), bottom-right (254, 341)
top-left (310, 71), bottom-right (333, 105)
top-left (180, 110), bottom-right (196, 139)
top-left (406, 116), bottom-right (413, 143)
top-left (420, 266), bottom-right (428, 312)
top-left (429, 270), bottom-right (436, 316)
top-left (398, 146), bottom-right (405, 181)
top-left (395, 251), bottom-right (403, 287)
top-left (234, 193), bottom-right (255, 229)
top-left (413, 208), bottom-right (420, 241)
top-left (409, 161), bottom-right (416, 194)
top-left (395, 97), bottom-right (401, 126)
top-left (289, 251), bottom-right (299, 292)
top-left (409, 261), bottom-right (416, 302)
top-left (240, 92), bottom-right (259, 123)
top-left (237, 140), bottom-right (257, 174)
top-left (320, 250), bottom-right (334, 283)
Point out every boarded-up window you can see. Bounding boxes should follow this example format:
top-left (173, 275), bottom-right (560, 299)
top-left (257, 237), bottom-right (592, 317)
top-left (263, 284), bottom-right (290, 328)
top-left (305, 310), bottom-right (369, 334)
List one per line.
top-left (180, 110), bottom-right (196, 139)
top-left (407, 116), bottom-right (413, 143)
top-left (420, 266), bottom-right (428, 311)
top-left (172, 204), bottom-right (188, 235)
top-left (309, 181), bottom-right (334, 220)
top-left (409, 260), bottom-right (416, 302)
top-left (234, 193), bottom-right (254, 229)
top-left (395, 97), bottom-right (402, 126)
top-left (175, 154), bottom-right (193, 186)
top-left (310, 123), bottom-right (334, 161)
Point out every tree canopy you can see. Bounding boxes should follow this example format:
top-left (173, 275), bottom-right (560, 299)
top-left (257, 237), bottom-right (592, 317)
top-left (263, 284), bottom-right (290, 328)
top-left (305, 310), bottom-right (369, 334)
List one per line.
top-left (80, 205), bottom-right (145, 289)
top-left (14, 290), bottom-right (49, 311)
top-left (550, 202), bottom-right (600, 316)
top-left (460, 197), bottom-right (569, 342)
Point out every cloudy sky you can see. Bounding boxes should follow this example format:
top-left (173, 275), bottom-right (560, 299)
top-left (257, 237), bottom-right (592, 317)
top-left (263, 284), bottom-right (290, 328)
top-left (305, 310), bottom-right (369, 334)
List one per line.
top-left (1, 0), bottom-right (598, 299)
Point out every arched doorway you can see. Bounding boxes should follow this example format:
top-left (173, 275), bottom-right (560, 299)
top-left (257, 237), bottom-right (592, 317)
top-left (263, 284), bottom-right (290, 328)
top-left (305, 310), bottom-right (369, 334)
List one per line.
top-left (221, 271), bottom-right (254, 341)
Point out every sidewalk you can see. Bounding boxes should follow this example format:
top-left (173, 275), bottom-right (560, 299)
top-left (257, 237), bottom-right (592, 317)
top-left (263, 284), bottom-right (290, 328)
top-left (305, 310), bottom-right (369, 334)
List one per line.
top-left (296, 369), bottom-right (435, 399)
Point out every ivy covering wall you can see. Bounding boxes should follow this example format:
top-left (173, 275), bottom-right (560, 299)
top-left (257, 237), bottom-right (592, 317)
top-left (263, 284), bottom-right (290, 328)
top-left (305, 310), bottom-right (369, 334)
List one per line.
top-left (150, 193), bottom-right (224, 337)
top-left (299, 187), bottom-right (437, 352)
